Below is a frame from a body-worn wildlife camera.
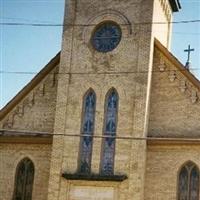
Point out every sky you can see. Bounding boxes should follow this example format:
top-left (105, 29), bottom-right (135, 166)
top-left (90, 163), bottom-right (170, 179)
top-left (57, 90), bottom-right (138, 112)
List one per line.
top-left (0, 0), bottom-right (200, 109)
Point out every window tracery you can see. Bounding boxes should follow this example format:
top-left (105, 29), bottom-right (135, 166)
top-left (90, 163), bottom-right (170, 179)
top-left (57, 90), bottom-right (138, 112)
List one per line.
top-left (178, 162), bottom-right (199, 200)
top-left (13, 158), bottom-right (34, 200)
top-left (92, 22), bottom-right (121, 52)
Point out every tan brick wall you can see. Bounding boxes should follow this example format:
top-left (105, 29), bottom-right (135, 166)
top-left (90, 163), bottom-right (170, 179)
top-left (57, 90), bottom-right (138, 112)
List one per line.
top-left (0, 143), bottom-right (52, 200)
top-left (148, 48), bottom-right (200, 138)
top-left (145, 143), bottom-right (200, 200)
top-left (0, 65), bottom-right (59, 133)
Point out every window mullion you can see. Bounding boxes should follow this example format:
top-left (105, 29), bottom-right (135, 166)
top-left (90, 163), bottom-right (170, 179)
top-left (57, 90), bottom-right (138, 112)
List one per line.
top-left (22, 162), bottom-right (28, 200)
top-left (188, 167), bottom-right (191, 200)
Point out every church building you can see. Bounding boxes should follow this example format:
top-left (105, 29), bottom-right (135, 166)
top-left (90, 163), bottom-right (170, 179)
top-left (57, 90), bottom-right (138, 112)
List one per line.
top-left (1, 0), bottom-right (200, 200)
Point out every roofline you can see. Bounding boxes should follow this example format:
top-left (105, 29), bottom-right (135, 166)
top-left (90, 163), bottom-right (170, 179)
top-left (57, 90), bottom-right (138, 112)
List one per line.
top-left (0, 129), bottom-right (52, 137)
top-left (169, 0), bottom-right (181, 12)
top-left (154, 38), bottom-right (200, 91)
top-left (0, 52), bottom-right (60, 120)
top-left (148, 138), bottom-right (200, 146)
top-left (0, 130), bottom-right (52, 144)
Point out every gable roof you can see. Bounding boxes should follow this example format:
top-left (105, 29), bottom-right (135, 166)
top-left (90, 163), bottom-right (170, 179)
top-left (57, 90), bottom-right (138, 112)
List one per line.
top-left (154, 38), bottom-right (200, 91)
top-left (0, 52), bottom-right (60, 121)
top-left (1, 41), bottom-right (199, 121)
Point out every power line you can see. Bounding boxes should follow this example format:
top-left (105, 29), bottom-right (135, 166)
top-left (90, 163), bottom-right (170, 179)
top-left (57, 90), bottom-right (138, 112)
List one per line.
top-left (1, 17), bottom-right (58, 24)
top-left (1, 129), bottom-right (200, 142)
top-left (1, 19), bottom-right (200, 27)
top-left (1, 18), bottom-right (200, 35)
top-left (1, 68), bottom-right (200, 75)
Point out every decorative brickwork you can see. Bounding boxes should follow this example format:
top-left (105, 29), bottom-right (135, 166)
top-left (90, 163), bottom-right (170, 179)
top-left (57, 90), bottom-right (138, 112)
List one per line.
top-left (149, 44), bottom-right (200, 138)
top-left (1, 65), bottom-right (59, 132)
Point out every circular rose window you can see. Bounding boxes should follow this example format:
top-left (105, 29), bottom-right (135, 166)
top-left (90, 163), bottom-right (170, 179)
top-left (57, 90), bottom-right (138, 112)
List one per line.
top-left (92, 22), bottom-right (122, 53)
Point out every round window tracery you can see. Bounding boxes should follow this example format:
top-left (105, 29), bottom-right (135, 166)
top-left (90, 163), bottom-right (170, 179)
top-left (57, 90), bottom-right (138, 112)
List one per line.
top-left (91, 22), bottom-right (122, 53)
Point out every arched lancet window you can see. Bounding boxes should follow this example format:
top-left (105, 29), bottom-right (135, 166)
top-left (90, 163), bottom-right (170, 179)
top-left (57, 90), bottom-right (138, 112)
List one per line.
top-left (178, 161), bottom-right (199, 200)
top-left (78, 89), bottom-right (96, 174)
top-left (101, 88), bottom-right (118, 175)
top-left (13, 158), bottom-right (35, 200)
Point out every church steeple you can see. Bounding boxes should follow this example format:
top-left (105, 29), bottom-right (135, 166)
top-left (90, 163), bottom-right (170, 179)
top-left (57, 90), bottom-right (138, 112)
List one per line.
top-left (47, 1), bottom-right (181, 200)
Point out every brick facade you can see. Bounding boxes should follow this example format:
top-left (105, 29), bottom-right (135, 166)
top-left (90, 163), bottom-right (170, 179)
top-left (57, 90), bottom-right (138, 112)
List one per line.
top-left (2, 1), bottom-right (199, 200)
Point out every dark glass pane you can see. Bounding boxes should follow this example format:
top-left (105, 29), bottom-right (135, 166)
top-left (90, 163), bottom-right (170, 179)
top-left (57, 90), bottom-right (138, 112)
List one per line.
top-left (178, 166), bottom-right (189, 200)
top-left (92, 23), bottom-right (121, 52)
top-left (105, 90), bottom-right (117, 134)
top-left (101, 140), bottom-right (115, 175)
top-left (82, 92), bottom-right (95, 134)
top-left (13, 158), bottom-right (34, 200)
top-left (15, 162), bottom-right (25, 200)
top-left (101, 89), bottom-right (118, 175)
top-left (189, 166), bottom-right (199, 200)
top-left (178, 162), bottom-right (200, 200)
top-left (79, 91), bottom-right (96, 174)
top-left (24, 160), bottom-right (35, 200)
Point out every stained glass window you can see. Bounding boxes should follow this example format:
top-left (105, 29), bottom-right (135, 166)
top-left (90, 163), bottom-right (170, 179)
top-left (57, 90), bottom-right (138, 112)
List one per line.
top-left (13, 158), bottom-right (34, 200)
top-left (79, 90), bottom-right (96, 174)
top-left (178, 162), bottom-right (199, 200)
top-left (92, 22), bottom-right (121, 53)
top-left (101, 89), bottom-right (118, 175)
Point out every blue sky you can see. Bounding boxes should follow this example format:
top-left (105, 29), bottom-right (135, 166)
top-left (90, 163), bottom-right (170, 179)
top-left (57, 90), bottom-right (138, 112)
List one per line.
top-left (0, 0), bottom-right (200, 108)
top-left (172, 0), bottom-right (200, 77)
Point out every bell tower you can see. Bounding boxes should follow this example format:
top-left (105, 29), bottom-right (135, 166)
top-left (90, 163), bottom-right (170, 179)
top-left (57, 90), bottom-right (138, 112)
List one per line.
top-left (48, 1), bottom-right (181, 200)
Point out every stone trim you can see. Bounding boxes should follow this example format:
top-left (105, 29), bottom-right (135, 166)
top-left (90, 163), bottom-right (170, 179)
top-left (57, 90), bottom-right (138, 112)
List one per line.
top-left (0, 130), bottom-right (52, 144)
top-left (82, 9), bottom-right (132, 45)
top-left (147, 137), bottom-right (200, 146)
top-left (0, 130), bottom-right (51, 136)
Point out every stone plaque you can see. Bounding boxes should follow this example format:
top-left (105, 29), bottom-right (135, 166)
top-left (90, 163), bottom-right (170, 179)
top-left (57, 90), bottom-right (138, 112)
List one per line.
top-left (69, 186), bottom-right (116, 200)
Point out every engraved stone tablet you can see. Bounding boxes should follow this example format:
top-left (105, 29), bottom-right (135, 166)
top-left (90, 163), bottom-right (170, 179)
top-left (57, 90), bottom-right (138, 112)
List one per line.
top-left (69, 186), bottom-right (115, 200)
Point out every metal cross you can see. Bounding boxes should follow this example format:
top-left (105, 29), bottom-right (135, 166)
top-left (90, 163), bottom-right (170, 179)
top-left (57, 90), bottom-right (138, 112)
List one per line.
top-left (184, 45), bottom-right (194, 62)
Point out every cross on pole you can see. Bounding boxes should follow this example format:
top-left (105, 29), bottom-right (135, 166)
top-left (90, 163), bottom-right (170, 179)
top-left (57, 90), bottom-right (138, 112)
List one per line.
top-left (184, 45), bottom-right (194, 62)
top-left (184, 45), bottom-right (194, 70)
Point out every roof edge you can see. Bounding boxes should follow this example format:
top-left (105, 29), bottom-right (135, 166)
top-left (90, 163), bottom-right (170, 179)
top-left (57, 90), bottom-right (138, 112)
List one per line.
top-left (0, 130), bottom-right (52, 144)
top-left (154, 38), bottom-right (200, 91)
top-left (0, 129), bottom-right (52, 137)
top-left (0, 52), bottom-right (60, 120)
top-left (169, 0), bottom-right (181, 12)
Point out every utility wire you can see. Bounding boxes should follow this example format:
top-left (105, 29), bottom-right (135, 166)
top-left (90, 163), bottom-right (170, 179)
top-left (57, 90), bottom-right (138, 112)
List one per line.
top-left (1, 19), bottom-right (200, 26)
top-left (1, 18), bottom-right (200, 35)
top-left (0, 68), bottom-right (200, 75)
top-left (1, 129), bottom-right (200, 142)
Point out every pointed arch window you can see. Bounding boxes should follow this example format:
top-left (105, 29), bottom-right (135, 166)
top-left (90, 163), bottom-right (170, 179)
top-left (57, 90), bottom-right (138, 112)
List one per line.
top-left (13, 158), bottom-right (35, 200)
top-left (101, 89), bottom-right (118, 175)
top-left (178, 161), bottom-right (199, 200)
top-left (79, 89), bottom-right (96, 174)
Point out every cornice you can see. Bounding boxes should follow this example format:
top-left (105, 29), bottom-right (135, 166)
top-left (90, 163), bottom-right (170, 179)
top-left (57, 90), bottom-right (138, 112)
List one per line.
top-left (169, 0), bottom-right (181, 12)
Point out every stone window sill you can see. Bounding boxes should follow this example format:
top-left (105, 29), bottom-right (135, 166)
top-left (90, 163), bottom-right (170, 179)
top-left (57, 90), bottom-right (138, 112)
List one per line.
top-left (62, 173), bottom-right (128, 182)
